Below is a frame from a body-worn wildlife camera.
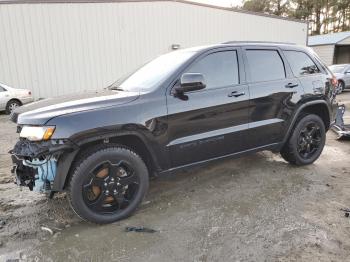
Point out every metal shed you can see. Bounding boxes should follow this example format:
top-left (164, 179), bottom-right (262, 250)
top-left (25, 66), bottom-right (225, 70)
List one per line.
top-left (0, 0), bottom-right (308, 99)
top-left (308, 31), bottom-right (350, 66)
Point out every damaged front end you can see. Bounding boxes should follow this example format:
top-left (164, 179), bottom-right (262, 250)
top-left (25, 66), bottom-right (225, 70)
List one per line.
top-left (10, 138), bottom-right (76, 194)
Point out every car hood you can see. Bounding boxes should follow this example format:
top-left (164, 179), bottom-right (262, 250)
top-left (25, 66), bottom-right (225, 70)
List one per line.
top-left (12, 90), bottom-right (140, 125)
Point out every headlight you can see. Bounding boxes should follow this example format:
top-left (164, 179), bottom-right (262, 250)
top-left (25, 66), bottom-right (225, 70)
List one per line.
top-left (20, 126), bottom-right (55, 141)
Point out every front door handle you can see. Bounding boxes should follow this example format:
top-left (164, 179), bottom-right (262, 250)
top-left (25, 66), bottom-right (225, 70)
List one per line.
top-left (285, 83), bottom-right (299, 88)
top-left (228, 91), bottom-right (245, 97)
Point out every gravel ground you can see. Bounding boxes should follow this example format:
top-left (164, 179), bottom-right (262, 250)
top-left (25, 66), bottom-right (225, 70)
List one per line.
top-left (0, 92), bottom-right (350, 261)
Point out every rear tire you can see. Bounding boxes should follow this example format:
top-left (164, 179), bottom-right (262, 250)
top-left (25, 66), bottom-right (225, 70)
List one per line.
top-left (68, 145), bottom-right (149, 224)
top-left (281, 114), bottom-right (326, 166)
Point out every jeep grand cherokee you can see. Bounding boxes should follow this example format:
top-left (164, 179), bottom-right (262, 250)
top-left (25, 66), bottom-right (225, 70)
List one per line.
top-left (10, 43), bottom-right (338, 224)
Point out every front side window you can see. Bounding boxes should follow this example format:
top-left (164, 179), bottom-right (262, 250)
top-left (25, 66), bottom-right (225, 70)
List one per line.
top-left (246, 50), bottom-right (286, 82)
top-left (185, 51), bottom-right (239, 89)
top-left (284, 51), bottom-right (321, 76)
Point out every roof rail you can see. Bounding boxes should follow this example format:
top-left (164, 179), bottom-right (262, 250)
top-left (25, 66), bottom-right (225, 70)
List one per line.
top-left (222, 41), bottom-right (296, 45)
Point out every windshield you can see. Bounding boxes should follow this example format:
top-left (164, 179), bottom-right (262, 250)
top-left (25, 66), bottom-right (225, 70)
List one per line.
top-left (110, 51), bottom-right (196, 92)
top-left (329, 65), bottom-right (346, 74)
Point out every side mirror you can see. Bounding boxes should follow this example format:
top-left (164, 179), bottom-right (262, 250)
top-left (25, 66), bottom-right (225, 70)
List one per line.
top-left (175, 73), bottom-right (206, 94)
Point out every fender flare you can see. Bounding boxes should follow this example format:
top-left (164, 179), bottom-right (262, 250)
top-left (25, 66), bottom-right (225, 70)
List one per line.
top-left (281, 100), bottom-right (330, 146)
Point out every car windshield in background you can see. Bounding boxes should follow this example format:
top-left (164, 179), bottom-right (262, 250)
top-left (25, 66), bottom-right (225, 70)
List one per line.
top-left (329, 65), bottom-right (346, 74)
top-left (111, 51), bottom-right (196, 92)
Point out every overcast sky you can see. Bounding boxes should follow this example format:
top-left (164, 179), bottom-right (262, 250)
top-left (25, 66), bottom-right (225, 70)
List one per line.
top-left (191, 0), bottom-right (243, 7)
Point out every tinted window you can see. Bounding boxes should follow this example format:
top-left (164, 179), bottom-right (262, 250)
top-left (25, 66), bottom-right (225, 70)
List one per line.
top-left (246, 50), bottom-right (285, 82)
top-left (186, 51), bottom-right (239, 89)
top-left (284, 51), bottom-right (320, 76)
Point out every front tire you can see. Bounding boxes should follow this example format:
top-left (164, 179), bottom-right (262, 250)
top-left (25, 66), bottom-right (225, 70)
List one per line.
top-left (281, 114), bottom-right (326, 166)
top-left (68, 146), bottom-right (149, 224)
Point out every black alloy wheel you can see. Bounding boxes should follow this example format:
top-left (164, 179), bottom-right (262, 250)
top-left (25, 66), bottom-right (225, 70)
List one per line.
top-left (280, 114), bottom-right (326, 166)
top-left (82, 160), bottom-right (139, 214)
top-left (68, 146), bottom-right (149, 224)
top-left (297, 122), bottom-right (322, 160)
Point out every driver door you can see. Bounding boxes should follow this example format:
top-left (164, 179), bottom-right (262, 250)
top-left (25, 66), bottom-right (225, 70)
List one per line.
top-left (166, 48), bottom-right (250, 168)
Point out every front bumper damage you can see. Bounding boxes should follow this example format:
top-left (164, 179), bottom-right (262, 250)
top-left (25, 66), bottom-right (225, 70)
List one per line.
top-left (10, 139), bottom-right (76, 193)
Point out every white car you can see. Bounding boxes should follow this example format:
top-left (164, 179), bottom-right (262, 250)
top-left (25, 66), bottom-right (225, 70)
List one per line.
top-left (0, 83), bottom-right (34, 114)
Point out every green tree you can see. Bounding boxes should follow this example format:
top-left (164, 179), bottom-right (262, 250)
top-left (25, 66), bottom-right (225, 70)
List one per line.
top-left (241, 0), bottom-right (350, 35)
top-left (242, 0), bottom-right (270, 13)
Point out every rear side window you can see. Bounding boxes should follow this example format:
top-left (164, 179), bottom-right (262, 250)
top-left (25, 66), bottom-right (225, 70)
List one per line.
top-left (0, 86), bottom-right (6, 92)
top-left (246, 50), bottom-right (285, 82)
top-left (284, 51), bottom-right (320, 76)
top-left (186, 51), bottom-right (239, 89)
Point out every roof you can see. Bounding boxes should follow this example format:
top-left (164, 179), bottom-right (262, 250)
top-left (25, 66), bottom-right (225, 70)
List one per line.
top-left (182, 42), bottom-right (306, 53)
top-left (0, 0), bottom-right (306, 23)
top-left (308, 31), bottom-right (350, 46)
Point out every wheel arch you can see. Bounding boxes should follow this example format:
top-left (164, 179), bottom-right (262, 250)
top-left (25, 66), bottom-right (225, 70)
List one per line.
top-left (6, 98), bottom-right (22, 109)
top-left (282, 100), bottom-right (330, 146)
top-left (7, 98), bottom-right (22, 105)
top-left (53, 132), bottom-right (162, 191)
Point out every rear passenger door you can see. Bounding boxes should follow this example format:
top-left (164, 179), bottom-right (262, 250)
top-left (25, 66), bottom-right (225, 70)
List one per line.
top-left (243, 47), bottom-right (304, 148)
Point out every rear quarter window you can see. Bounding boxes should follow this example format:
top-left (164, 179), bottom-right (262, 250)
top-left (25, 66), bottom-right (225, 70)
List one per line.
top-left (284, 51), bottom-right (321, 76)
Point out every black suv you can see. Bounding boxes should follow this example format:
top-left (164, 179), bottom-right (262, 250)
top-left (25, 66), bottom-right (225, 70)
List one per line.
top-left (10, 43), bottom-right (338, 224)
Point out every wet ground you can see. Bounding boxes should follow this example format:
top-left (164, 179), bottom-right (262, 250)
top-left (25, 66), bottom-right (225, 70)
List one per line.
top-left (0, 92), bottom-right (350, 261)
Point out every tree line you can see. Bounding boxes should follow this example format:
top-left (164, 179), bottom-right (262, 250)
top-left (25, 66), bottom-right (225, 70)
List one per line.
top-left (238, 0), bottom-right (350, 35)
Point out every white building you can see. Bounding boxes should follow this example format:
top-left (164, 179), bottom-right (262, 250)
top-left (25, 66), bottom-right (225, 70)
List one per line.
top-left (308, 31), bottom-right (350, 66)
top-left (0, 0), bottom-right (308, 99)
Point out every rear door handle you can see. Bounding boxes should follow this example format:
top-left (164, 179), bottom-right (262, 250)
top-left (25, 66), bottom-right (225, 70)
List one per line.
top-left (285, 83), bottom-right (299, 88)
top-left (228, 91), bottom-right (245, 97)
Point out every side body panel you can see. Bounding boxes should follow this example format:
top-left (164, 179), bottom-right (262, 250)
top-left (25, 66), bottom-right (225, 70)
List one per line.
top-left (242, 46), bottom-right (305, 148)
